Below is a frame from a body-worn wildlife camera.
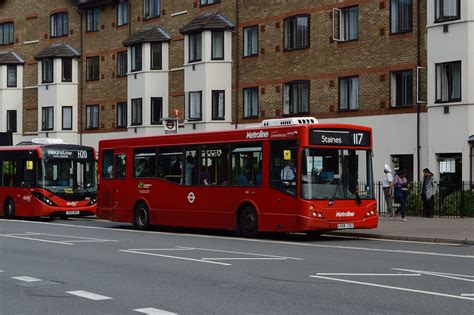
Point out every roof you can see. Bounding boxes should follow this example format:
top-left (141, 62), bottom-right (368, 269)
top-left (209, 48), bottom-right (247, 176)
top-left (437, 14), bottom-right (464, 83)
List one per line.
top-left (123, 26), bottom-right (171, 47)
top-left (0, 51), bottom-right (25, 65)
top-left (180, 12), bottom-right (235, 34)
top-left (34, 43), bottom-right (80, 60)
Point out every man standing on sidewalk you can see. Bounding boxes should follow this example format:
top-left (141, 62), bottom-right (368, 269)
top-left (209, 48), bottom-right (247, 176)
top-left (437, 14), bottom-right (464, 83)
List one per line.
top-left (383, 164), bottom-right (394, 218)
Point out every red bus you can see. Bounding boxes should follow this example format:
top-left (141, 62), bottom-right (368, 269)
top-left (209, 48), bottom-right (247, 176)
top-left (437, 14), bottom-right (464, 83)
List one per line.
top-left (97, 118), bottom-right (377, 236)
top-left (0, 139), bottom-right (97, 219)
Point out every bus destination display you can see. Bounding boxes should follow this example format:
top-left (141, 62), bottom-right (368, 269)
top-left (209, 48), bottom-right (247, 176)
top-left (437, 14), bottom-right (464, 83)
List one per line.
top-left (310, 129), bottom-right (370, 147)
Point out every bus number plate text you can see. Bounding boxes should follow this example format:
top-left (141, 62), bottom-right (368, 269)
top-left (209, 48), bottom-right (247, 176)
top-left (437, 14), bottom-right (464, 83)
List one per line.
top-left (66, 211), bottom-right (80, 215)
top-left (337, 223), bottom-right (354, 229)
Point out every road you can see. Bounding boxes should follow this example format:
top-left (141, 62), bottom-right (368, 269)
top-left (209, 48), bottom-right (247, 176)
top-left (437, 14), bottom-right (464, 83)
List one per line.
top-left (1, 218), bottom-right (473, 314)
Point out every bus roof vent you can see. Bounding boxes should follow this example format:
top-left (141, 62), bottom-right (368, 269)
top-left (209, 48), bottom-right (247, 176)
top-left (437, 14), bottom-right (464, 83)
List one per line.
top-left (31, 138), bottom-right (64, 145)
top-left (260, 117), bottom-right (318, 127)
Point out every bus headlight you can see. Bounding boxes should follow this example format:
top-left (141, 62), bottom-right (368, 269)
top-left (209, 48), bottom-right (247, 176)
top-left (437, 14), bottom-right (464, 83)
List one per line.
top-left (32, 192), bottom-right (57, 206)
top-left (88, 197), bottom-right (97, 205)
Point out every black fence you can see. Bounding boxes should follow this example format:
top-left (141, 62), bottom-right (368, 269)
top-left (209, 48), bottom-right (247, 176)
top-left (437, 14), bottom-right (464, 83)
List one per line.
top-left (375, 181), bottom-right (474, 218)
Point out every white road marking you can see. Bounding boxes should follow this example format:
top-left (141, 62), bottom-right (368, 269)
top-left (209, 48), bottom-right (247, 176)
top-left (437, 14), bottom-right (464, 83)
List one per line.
top-left (324, 233), bottom-right (461, 246)
top-left (310, 275), bottom-right (474, 301)
top-left (0, 270), bottom-right (4, 273)
top-left (134, 307), bottom-right (177, 314)
top-left (315, 273), bottom-right (421, 276)
top-left (119, 249), bottom-right (231, 266)
top-left (30, 232), bottom-right (119, 242)
top-left (0, 234), bottom-right (73, 245)
top-left (12, 276), bottom-right (42, 282)
top-left (66, 290), bottom-right (112, 301)
top-left (1, 219), bottom-right (472, 259)
top-left (461, 294), bottom-right (474, 297)
top-left (177, 246), bottom-right (303, 260)
top-left (392, 268), bottom-right (474, 282)
top-left (202, 257), bottom-right (287, 261)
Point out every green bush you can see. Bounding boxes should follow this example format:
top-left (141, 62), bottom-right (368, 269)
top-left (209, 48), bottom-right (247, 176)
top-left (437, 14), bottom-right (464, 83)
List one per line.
top-left (440, 191), bottom-right (474, 217)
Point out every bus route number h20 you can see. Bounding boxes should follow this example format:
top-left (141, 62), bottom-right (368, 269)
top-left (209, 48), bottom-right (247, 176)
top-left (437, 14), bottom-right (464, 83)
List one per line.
top-left (77, 150), bottom-right (88, 159)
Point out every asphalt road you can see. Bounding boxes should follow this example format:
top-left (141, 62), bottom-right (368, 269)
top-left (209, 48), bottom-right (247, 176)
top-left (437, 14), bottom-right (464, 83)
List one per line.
top-left (1, 218), bottom-right (473, 314)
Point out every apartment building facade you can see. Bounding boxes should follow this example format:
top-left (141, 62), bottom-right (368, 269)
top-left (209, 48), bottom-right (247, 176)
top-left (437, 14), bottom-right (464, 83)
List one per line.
top-left (3, 0), bottom-right (468, 183)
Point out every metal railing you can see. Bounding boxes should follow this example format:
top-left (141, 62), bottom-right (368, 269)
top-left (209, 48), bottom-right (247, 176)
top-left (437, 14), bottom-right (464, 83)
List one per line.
top-left (375, 181), bottom-right (474, 218)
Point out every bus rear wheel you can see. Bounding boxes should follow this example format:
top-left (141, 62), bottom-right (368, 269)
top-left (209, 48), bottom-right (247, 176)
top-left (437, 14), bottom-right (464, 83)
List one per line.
top-left (133, 203), bottom-right (150, 230)
top-left (238, 206), bottom-right (259, 238)
top-left (3, 199), bottom-right (15, 219)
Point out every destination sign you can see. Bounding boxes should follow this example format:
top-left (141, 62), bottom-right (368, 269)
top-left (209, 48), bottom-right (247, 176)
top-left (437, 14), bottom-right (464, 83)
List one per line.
top-left (42, 147), bottom-right (94, 160)
top-left (310, 129), bottom-right (370, 147)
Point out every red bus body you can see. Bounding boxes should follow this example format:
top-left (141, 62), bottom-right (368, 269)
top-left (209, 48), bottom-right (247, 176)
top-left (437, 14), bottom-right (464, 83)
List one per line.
top-left (97, 122), bottom-right (377, 234)
top-left (0, 144), bottom-right (97, 218)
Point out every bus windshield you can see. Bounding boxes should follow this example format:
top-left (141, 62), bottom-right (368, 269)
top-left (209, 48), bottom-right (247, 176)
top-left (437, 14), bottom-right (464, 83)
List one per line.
top-left (301, 148), bottom-right (373, 200)
top-left (38, 159), bottom-right (97, 194)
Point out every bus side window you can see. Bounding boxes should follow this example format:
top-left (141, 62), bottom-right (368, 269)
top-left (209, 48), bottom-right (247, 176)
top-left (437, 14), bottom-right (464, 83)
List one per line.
top-left (102, 150), bottom-right (114, 179)
top-left (230, 143), bottom-right (262, 186)
top-left (157, 146), bottom-right (183, 184)
top-left (115, 154), bottom-right (126, 179)
top-left (134, 148), bottom-right (157, 178)
top-left (2, 160), bottom-right (19, 187)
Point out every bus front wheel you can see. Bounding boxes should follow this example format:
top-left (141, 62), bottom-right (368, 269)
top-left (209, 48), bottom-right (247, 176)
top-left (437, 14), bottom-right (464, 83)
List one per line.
top-left (238, 206), bottom-right (259, 238)
top-left (3, 199), bottom-right (15, 219)
top-left (133, 203), bottom-right (150, 230)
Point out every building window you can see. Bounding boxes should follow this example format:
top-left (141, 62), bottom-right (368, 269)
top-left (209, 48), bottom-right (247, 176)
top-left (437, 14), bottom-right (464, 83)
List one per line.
top-left (131, 44), bottom-right (142, 72)
top-left (283, 81), bottom-right (309, 115)
top-left (391, 0), bottom-right (412, 33)
top-left (435, 0), bottom-right (460, 22)
top-left (86, 56), bottom-right (99, 81)
top-left (131, 98), bottom-right (143, 125)
top-left (243, 88), bottom-right (259, 118)
top-left (211, 31), bottom-right (224, 60)
top-left (391, 70), bottom-right (413, 107)
top-left (7, 65), bottom-right (17, 87)
top-left (150, 43), bottom-right (162, 70)
top-left (144, 0), bottom-right (160, 19)
top-left (334, 6), bottom-right (359, 41)
top-left (200, 0), bottom-right (220, 6)
top-left (42, 107), bottom-right (54, 131)
top-left (62, 58), bottom-right (72, 82)
top-left (436, 61), bottom-right (461, 103)
top-left (62, 106), bottom-right (72, 130)
top-left (117, 102), bottom-right (127, 128)
top-left (151, 97), bottom-right (163, 125)
top-left (0, 22), bottom-right (14, 45)
top-left (243, 26), bottom-right (258, 57)
top-left (339, 76), bottom-right (359, 110)
top-left (50, 12), bottom-right (68, 37)
top-left (189, 91), bottom-right (202, 120)
top-left (86, 105), bottom-right (99, 130)
top-left (188, 33), bottom-right (202, 63)
top-left (117, 2), bottom-right (128, 26)
top-left (86, 8), bottom-right (100, 32)
top-left (117, 51), bottom-right (127, 77)
top-left (42, 58), bottom-right (53, 83)
top-left (284, 15), bottom-right (309, 50)
top-left (6, 110), bottom-right (17, 133)
top-left (212, 90), bottom-right (225, 120)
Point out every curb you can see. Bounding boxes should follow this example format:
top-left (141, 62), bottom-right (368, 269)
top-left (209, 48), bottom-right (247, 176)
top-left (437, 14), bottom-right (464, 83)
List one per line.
top-left (325, 231), bottom-right (474, 246)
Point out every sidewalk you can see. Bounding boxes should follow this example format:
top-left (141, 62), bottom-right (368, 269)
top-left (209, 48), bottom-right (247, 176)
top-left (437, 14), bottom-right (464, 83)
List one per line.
top-left (327, 216), bottom-right (474, 245)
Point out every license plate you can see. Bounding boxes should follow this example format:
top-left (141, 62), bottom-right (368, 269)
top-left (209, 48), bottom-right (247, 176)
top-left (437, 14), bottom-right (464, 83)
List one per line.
top-left (66, 211), bottom-right (80, 215)
top-left (337, 223), bottom-right (354, 229)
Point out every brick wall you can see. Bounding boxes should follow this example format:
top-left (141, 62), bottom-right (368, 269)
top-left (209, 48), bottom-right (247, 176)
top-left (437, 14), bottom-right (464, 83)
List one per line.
top-left (0, 0), bottom-right (427, 134)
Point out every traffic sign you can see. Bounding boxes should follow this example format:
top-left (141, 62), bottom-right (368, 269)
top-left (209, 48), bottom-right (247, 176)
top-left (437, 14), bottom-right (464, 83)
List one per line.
top-left (163, 118), bottom-right (178, 134)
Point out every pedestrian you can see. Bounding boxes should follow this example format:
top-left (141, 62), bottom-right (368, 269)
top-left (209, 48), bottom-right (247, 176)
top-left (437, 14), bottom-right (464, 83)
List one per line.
top-left (382, 164), bottom-right (394, 218)
top-left (421, 168), bottom-right (436, 218)
top-left (394, 169), bottom-right (408, 222)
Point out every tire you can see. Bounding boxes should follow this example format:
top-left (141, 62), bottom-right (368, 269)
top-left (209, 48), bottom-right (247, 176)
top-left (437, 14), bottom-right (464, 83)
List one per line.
top-left (133, 203), bottom-right (150, 230)
top-left (238, 206), bottom-right (259, 238)
top-left (3, 198), bottom-right (15, 219)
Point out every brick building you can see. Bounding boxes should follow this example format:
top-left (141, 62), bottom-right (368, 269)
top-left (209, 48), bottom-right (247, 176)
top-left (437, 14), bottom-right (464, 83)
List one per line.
top-left (1, 0), bottom-right (447, 181)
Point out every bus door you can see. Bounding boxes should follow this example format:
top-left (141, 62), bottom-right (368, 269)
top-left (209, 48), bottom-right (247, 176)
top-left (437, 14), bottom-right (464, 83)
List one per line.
top-left (268, 140), bottom-right (299, 214)
top-left (112, 151), bottom-right (128, 215)
top-left (99, 150), bottom-right (115, 219)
